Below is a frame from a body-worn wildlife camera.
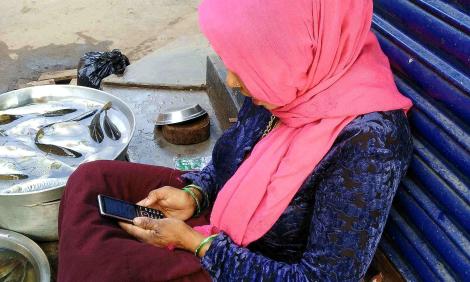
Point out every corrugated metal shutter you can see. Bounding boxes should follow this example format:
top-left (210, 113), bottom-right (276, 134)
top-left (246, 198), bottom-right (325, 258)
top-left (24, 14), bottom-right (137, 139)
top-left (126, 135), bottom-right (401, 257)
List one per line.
top-left (372, 0), bottom-right (470, 281)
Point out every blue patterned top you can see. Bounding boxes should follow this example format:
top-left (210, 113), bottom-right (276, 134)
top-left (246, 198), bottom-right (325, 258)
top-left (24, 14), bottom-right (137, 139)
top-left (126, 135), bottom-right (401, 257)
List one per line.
top-left (182, 97), bottom-right (412, 281)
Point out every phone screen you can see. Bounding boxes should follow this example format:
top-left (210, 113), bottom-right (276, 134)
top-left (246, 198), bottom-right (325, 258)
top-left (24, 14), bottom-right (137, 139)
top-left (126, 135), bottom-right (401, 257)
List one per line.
top-left (99, 195), bottom-right (137, 221)
top-left (98, 195), bottom-right (164, 222)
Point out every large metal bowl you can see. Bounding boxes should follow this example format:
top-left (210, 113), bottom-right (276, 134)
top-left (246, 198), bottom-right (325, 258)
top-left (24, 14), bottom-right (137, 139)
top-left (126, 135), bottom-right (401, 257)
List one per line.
top-left (0, 229), bottom-right (50, 282)
top-left (0, 85), bottom-right (135, 241)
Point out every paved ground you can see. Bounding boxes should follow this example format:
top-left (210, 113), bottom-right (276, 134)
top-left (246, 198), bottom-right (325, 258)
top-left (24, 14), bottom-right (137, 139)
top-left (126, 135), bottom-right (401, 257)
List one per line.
top-left (0, 0), bottom-right (202, 93)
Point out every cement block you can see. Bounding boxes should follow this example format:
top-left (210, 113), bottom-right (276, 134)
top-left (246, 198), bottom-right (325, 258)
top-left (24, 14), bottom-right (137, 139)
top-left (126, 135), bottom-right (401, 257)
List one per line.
top-left (103, 35), bottom-right (214, 90)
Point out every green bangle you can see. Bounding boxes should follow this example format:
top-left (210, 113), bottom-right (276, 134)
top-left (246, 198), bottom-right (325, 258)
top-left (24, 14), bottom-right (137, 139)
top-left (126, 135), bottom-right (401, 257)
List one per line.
top-left (185, 184), bottom-right (209, 210)
top-left (194, 234), bottom-right (218, 257)
top-left (182, 187), bottom-right (201, 216)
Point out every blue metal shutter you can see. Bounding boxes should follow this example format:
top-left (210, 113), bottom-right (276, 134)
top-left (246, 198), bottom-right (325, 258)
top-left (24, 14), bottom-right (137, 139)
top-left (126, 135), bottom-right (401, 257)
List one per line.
top-left (372, 0), bottom-right (470, 281)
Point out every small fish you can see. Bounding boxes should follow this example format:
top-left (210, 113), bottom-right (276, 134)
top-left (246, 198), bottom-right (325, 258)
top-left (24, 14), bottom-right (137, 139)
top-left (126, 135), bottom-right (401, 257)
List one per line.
top-left (38, 109), bottom-right (98, 132)
top-left (0, 103), bottom-right (65, 116)
top-left (0, 109), bottom-right (76, 125)
top-left (35, 109), bottom-right (97, 146)
top-left (68, 109), bottom-right (98, 122)
top-left (0, 160), bottom-right (29, 181)
top-left (0, 114), bottom-right (21, 125)
top-left (0, 260), bottom-right (19, 280)
top-left (103, 110), bottom-right (121, 140)
top-left (0, 174), bottom-right (28, 181)
top-left (35, 142), bottom-right (82, 158)
top-left (0, 139), bottom-right (37, 159)
top-left (0, 155), bottom-right (73, 193)
top-left (40, 108), bottom-right (77, 117)
top-left (23, 263), bottom-right (36, 282)
top-left (89, 114), bottom-right (104, 143)
top-left (3, 177), bottom-right (68, 194)
top-left (3, 260), bottom-right (26, 282)
top-left (89, 102), bottom-right (112, 143)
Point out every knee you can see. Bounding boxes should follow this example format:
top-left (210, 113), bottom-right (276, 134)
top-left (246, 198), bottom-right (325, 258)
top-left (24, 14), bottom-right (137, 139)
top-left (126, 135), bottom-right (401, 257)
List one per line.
top-left (70, 160), bottom-right (106, 180)
top-left (67, 160), bottom-right (125, 187)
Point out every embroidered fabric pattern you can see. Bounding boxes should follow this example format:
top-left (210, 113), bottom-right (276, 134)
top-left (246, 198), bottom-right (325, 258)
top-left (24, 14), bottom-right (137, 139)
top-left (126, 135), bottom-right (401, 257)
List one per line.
top-left (182, 97), bottom-right (412, 281)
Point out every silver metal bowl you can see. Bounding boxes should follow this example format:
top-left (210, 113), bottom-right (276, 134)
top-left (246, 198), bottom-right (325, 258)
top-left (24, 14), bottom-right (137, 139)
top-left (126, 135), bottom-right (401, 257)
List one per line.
top-left (0, 85), bottom-right (136, 240)
top-left (0, 229), bottom-right (50, 282)
top-left (155, 104), bottom-right (207, 125)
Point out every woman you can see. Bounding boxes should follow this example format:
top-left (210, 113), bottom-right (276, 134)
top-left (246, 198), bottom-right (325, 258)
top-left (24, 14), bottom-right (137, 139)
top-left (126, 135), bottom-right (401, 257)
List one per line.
top-left (58, 0), bottom-right (413, 281)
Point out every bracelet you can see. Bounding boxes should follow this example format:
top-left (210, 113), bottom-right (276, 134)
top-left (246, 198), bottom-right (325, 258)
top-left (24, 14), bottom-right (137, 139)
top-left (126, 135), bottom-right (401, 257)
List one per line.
top-left (185, 184), bottom-right (208, 210)
top-left (182, 187), bottom-right (201, 216)
top-left (194, 234), bottom-right (218, 257)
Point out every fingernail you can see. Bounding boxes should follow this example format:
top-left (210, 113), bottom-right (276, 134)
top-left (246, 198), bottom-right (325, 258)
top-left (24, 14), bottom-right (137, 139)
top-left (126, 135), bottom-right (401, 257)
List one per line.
top-left (133, 218), bottom-right (142, 225)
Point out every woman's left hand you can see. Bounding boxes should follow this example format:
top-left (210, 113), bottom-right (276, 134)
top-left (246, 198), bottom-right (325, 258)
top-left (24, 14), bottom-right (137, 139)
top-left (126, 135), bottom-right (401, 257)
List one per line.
top-left (119, 217), bottom-right (205, 252)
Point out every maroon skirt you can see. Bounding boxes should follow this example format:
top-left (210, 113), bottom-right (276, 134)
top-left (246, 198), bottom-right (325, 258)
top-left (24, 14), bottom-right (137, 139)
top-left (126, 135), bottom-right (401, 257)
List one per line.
top-left (58, 160), bottom-right (211, 282)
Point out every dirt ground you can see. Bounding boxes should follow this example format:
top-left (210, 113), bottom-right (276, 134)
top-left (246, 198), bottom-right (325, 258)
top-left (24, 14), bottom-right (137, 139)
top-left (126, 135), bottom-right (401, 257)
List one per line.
top-left (0, 0), bottom-right (202, 93)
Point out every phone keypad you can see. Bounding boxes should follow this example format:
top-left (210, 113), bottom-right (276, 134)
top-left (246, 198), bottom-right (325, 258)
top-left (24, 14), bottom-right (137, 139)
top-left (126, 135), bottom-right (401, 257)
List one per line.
top-left (137, 206), bottom-right (164, 219)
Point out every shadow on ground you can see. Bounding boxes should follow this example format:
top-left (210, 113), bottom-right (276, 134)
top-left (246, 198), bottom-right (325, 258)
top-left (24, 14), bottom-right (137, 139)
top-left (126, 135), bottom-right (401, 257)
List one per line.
top-left (0, 36), bottom-right (113, 94)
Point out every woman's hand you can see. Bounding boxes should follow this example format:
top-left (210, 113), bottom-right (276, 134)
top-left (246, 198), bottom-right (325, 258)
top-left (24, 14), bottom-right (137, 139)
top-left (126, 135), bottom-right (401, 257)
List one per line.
top-left (138, 186), bottom-right (201, 221)
top-left (119, 217), bottom-right (205, 253)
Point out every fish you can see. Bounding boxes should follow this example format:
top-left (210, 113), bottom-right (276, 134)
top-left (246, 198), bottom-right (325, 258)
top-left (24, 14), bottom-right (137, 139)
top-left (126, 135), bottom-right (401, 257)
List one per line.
top-left (0, 174), bottom-right (28, 181)
top-left (0, 109), bottom-right (77, 125)
top-left (23, 263), bottom-right (36, 282)
top-left (0, 258), bottom-right (20, 280)
top-left (89, 115), bottom-right (104, 143)
top-left (1, 116), bottom-right (47, 137)
top-left (103, 110), bottom-right (121, 140)
top-left (0, 249), bottom-right (24, 281)
top-left (0, 159), bottom-right (73, 193)
top-left (35, 110), bottom-right (98, 143)
top-left (89, 102), bottom-right (112, 143)
top-left (37, 109), bottom-right (98, 134)
top-left (0, 103), bottom-right (70, 116)
top-left (40, 108), bottom-right (77, 117)
top-left (2, 177), bottom-right (68, 194)
top-left (0, 114), bottom-right (21, 126)
top-left (0, 161), bottom-right (29, 181)
top-left (0, 141), bottom-right (74, 193)
top-left (65, 109), bottom-right (98, 122)
top-left (0, 138), bottom-right (37, 158)
top-left (33, 111), bottom-right (100, 158)
top-left (3, 260), bottom-right (26, 282)
top-left (35, 142), bottom-right (82, 158)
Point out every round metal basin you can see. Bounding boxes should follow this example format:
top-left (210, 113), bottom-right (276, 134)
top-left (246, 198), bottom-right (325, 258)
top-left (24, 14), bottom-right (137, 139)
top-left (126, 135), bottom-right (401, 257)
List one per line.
top-left (0, 85), bottom-right (135, 240)
top-left (0, 229), bottom-right (51, 282)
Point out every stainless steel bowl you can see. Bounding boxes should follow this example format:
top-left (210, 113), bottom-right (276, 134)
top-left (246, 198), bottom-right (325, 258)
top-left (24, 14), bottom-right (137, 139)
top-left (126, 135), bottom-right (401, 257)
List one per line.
top-left (0, 85), bottom-right (136, 240)
top-left (0, 229), bottom-right (51, 282)
top-left (155, 104), bottom-right (207, 125)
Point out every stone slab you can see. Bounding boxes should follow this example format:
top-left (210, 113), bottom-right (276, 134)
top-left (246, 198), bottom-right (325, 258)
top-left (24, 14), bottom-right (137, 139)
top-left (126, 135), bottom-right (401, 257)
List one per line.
top-left (205, 55), bottom-right (245, 130)
top-left (102, 85), bottom-right (222, 168)
top-left (103, 35), bottom-right (214, 90)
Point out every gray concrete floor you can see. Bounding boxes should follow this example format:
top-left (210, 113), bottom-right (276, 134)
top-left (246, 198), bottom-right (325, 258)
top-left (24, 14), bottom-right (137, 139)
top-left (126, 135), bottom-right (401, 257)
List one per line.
top-left (102, 85), bottom-right (223, 168)
top-left (0, 0), bottom-right (202, 94)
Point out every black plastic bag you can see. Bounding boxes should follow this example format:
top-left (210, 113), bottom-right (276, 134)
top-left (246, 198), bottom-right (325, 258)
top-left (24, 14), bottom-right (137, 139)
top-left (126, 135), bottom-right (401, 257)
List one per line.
top-left (77, 49), bottom-right (130, 89)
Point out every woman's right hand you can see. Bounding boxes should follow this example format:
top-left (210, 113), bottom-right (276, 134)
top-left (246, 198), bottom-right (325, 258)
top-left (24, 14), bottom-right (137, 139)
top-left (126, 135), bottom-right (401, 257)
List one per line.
top-left (137, 186), bottom-right (201, 221)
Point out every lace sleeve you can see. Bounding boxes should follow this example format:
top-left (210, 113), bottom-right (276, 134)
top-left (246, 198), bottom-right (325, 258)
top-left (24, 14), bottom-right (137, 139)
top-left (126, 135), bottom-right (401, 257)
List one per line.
top-left (200, 128), bottom-right (410, 281)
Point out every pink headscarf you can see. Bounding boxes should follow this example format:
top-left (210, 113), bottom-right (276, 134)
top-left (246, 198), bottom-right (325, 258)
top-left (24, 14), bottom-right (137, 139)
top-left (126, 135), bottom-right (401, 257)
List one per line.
top-left (196, 0), bottom-right (412, 246)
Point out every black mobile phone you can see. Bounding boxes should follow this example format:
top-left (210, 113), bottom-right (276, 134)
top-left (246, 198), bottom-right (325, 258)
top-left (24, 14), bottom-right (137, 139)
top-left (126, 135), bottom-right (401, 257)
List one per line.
top-left (97, 194), bottom-right (164, 223)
